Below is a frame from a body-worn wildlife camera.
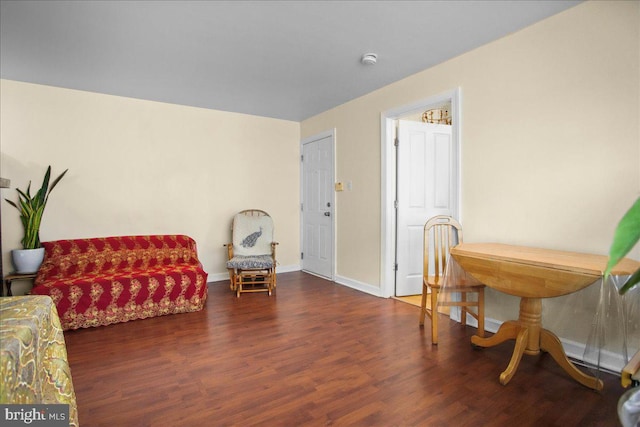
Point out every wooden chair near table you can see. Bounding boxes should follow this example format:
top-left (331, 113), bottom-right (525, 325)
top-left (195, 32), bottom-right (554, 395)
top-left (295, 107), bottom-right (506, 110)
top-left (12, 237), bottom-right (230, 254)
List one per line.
top-left (419, 215), bottom-right (485, 344)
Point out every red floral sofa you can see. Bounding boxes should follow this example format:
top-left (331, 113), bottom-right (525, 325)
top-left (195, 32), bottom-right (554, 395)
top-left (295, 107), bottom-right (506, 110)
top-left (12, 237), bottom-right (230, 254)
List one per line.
top-left (31, 235), bottom-right (208, 330)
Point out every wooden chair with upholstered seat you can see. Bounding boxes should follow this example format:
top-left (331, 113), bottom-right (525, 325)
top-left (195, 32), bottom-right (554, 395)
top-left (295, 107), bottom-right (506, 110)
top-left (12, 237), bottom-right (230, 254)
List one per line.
top-left (225, 209), bottom-right (278, 297)
top-left (419, 215), bottom-right (485, 344)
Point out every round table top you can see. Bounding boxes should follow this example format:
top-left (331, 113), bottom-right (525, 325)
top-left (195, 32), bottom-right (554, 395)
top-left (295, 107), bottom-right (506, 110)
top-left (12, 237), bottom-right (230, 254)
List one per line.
top-left (451, 243), bottom-right (639, 298)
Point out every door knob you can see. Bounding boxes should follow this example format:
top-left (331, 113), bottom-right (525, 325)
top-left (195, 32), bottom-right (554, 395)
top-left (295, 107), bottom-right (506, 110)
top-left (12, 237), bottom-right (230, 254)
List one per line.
top-left (324, 212), bottom-right (331, 216)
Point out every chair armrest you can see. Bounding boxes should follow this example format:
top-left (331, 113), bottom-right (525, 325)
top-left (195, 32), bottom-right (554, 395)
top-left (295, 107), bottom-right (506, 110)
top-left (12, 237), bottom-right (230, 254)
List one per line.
top-left (224, 243), bottom-right (234, 259)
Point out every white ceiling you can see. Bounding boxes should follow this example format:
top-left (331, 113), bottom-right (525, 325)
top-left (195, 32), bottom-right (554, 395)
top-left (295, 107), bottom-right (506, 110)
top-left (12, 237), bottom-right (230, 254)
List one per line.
top-left (0, 0), bottom-right (581, 122)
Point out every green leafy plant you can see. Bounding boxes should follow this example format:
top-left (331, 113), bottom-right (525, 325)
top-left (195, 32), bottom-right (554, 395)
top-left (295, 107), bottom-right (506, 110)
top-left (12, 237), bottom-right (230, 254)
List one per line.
top-left (604, 197), bottom-right (640, 294)
top-left (4, 166), bottom-right (68, 250)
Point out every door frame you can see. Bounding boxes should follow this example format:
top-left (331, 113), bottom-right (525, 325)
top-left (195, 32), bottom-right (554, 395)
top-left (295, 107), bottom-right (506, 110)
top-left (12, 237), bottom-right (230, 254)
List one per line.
top-left (300, 129), bottom-right (336, 280)
top-left (380, 88), bottom-right (462, 298)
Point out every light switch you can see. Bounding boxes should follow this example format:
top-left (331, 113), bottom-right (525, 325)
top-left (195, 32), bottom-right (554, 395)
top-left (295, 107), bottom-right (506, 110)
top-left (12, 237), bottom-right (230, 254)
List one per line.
top-left (335, 182), bottom-right (344, 191)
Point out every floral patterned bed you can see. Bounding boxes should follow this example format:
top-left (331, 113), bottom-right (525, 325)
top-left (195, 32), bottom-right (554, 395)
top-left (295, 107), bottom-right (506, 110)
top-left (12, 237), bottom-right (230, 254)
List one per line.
top-left (0, 295), bottom-right (78, 426)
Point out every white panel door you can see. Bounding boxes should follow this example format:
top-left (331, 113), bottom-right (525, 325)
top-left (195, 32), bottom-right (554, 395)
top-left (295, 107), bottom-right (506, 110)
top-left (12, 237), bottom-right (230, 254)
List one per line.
top-left (302, 134), bottom-right (334, 279)
top-left (395, 120), bottom-right (457, 296)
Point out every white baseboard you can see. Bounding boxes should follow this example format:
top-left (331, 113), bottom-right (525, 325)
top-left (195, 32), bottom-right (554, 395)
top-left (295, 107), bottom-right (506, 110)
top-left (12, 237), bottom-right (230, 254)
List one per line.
top-left (275, 264), bottom-right (302, 274)
top-left (334, 274), bottom-right (384, 297)
top-left (207, 272), bottom-right (230, 283)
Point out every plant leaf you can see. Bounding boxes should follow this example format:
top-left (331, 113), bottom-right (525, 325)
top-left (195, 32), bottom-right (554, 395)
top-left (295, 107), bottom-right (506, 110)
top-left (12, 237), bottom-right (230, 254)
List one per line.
top-left (48, 169), bottom-right (68, 193)
top-left (16, 188), bottom-right (30, 201)
top-left (37, 166), bottom-right (52, 206)
top-left (605, 197), bottom-right (640, 279)
top-left (619, 268), bottom-right (640, 294)
top-left (5, 198), bottom-right (18, 209)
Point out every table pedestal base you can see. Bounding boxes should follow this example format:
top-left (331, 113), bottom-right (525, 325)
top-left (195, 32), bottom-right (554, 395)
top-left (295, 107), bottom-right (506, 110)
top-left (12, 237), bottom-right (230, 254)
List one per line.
top-left (471, 297), bottom-right (604, 391)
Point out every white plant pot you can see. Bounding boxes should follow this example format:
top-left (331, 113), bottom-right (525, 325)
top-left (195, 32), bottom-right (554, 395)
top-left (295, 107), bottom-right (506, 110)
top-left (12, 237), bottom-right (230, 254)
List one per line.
top-left (12, 248), bottom-right (45, 274)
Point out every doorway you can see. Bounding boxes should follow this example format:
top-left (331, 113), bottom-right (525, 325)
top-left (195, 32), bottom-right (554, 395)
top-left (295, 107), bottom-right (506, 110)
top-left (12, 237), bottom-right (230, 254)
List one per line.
top-left (380, 88), bottom-right (461, 298)
top-left (300, 130), bottom-right (335, 280)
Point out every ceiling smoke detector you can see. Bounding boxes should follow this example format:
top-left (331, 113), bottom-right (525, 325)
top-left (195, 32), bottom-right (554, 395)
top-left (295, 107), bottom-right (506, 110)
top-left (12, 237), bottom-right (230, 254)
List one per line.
top-left (361, 53), bottom-right (377, 65)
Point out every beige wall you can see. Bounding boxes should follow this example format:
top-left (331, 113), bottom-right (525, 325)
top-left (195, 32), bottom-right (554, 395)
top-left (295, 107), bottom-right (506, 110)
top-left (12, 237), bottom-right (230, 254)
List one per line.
top-left (302, 1), bottom-right (639, 358)
top-left (0, 80), bottom-right (301, 289)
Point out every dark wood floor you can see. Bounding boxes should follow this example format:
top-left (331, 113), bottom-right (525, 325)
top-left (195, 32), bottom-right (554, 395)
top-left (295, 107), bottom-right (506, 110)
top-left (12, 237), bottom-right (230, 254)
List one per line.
top-left (64, 271), bottom-right (623, 426)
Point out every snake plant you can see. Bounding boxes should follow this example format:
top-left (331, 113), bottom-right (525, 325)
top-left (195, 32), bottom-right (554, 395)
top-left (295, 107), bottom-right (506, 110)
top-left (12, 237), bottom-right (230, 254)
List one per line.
top-left (4, 166), bottom-right (68, 249)
top-left (605, 197), bottom-right (640, 294)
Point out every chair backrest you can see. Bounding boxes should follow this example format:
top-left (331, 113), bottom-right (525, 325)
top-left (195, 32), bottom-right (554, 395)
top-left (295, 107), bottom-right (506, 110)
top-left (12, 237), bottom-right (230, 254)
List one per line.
top-left (424, 215), bottom-right (463, 286)
top-left (232, 209), bottom-right (274, 256)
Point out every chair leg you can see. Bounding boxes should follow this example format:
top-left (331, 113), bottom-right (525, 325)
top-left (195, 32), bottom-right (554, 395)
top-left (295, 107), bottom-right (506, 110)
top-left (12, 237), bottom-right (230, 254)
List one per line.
top-left (234, 269), bottom-right (275, 297)
top-left (419, 283), bottom-right (428, 326)
top-left (431, 287), bottom-right (439, 345)
top-left (228, 269), bottom-right (236, 290)
top-left (268, 270), bottom-right (273, 296)
top-left (477, 288), bottom-right (485, 337)
top-left (461, 292), bottom-right (467, 326)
